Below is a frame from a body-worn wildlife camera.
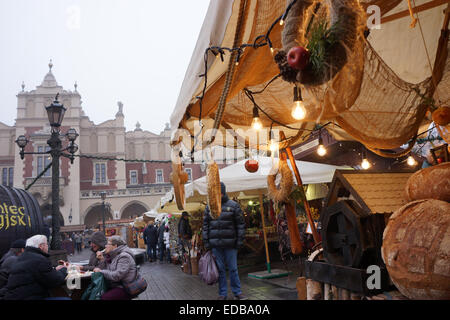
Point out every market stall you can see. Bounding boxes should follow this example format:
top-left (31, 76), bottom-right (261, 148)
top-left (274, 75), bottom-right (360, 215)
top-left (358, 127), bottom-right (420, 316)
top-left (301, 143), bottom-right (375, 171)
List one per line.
top-left (166, 0), bottom-right (450, 300)
top-left (158, 157), bottom-right (350, 269)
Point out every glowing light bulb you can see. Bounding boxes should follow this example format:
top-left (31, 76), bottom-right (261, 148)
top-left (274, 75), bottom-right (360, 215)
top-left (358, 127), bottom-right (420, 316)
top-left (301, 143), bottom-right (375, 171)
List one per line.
top-left (251, 106), bottom-right (262, 131)
top-left (270, 47), bottom-right (274, 55)
top-left (251, 117), bottom-right (262, 131)
top-left (361, 158), bottom-right (371, 170)
top-left (269, 139), bottom-right (278, 153)
top-left (291, 101), bottom-right (306, 120)
top-left (248, 200), bottom-right (254, 206)
top-left (280, 19), bottom-right (284, 26)
top-left (407, 155), bottom-right (417, 166)
top-left (317, 144), bottom-right (327, 156)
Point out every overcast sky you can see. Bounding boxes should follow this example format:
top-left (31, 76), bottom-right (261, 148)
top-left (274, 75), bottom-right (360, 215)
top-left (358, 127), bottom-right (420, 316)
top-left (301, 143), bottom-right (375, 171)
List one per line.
top-left (0, 0), bottom-right (210, 134)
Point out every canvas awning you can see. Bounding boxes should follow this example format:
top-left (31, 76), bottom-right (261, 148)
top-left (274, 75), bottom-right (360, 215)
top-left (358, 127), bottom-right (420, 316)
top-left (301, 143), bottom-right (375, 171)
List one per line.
top-left (156, 156), bottom-right (352, 213)
top-left (170, 0), bottom-right (449, 154)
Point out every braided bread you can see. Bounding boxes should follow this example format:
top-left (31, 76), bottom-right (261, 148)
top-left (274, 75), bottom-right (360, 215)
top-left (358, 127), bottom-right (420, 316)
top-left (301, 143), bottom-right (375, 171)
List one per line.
top-left (207, 161), bottom-right (221, 219)
top-left (267, 159), bottom-right (294, 203)
top-left (170, 162), bottom-right (188, 210)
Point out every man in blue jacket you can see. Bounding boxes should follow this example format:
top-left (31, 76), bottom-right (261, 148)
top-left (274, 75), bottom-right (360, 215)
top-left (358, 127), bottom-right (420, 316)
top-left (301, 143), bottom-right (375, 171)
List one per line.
top-left (203, 182), bottom-right (246, 300)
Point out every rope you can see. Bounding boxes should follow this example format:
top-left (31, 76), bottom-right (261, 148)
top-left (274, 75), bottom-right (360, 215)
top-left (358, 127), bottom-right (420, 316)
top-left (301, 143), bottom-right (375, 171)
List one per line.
top-left (208, 0), bottom-right (249, 146)
top-left (407, 0), bottom-right (418, 28)
top-left (25, 162), bottom-right (52, 190)
top-left (412, 0), bottom-right (440, 99)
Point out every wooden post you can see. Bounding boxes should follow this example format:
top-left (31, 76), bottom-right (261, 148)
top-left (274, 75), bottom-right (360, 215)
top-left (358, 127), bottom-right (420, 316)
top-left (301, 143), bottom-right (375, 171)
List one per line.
top-left (340, 288), bottom-right (350, 300)
top-left (279, 131), bottom-right (320, 244)
top-left (324, 283), bottom-right (331, 300)
top-left (351, 292), bottom-right (362, 300)
top-left (306, 279), bottom-right (323, 300)
top-left (259, 193), bottom-right (271, 273)
top-left (331, 285), bottom-right (339, 300)
top-left (296, 277), bottom-right (307, 300)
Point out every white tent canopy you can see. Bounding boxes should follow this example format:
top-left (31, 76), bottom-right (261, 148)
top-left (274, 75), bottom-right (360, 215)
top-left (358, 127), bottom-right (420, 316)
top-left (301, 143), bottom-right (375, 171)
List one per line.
top-left (155, 157), bottom-right (351, 211)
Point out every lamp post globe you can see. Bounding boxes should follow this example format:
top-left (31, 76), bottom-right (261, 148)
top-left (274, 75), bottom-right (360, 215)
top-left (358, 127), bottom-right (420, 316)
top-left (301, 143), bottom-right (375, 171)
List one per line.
top-left (45, 94), bottom-right (67, 131)
top-left (15, 135), bottom-right (28, 148)
top-left (66, 128), bottom-right (79, 142)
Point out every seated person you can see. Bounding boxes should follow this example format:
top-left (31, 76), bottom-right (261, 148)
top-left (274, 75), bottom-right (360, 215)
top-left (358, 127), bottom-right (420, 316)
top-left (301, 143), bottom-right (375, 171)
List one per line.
top-left (3, 235), bottom-right (68, 300)
top-left (93, 236), bottom-right (137, 300)
top-left (80, 231), bottom-right (107, 271)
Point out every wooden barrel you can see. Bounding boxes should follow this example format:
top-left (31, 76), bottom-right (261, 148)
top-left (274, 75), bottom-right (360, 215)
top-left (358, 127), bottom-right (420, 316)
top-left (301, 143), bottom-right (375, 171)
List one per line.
top-left (320, 200), bottom-right (386, 268)
top-left (0, 185), bottom-right (45, 257)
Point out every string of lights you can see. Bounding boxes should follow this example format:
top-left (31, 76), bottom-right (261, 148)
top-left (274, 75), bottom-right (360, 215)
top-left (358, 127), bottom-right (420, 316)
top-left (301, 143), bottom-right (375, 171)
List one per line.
top-left (25, 162), bottom-right (52, 191)
top-left (74, 154), bottom-right (171, 163)
top-left (193, 0), bottom-right (299, 149)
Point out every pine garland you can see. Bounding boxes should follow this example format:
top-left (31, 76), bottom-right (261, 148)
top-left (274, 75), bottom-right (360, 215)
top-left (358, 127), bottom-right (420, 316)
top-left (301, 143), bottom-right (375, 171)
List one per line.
top-left (306, 20), bottom-right (343, 74)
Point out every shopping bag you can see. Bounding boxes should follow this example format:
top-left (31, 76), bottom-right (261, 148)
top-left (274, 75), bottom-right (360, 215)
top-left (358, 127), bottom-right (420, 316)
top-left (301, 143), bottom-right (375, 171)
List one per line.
top-left (198, 250), bottom-right (219, 285)
top-left (81, 272), bottom-right (108, 300)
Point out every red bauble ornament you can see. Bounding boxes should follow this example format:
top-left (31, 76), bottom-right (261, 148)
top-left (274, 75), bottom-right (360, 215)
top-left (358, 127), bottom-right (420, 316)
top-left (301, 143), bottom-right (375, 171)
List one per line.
top-left (245, 159), bottom-right (259, 173)
top-left (287, 46), bottom-right (310, 70)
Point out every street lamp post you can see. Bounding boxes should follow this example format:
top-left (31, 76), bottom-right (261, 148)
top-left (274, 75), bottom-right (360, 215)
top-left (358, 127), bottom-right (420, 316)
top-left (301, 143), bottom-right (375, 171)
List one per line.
top-left (16, 93), bottom-right (78, 250)
top-left (100, 191), bottom-right (107, 234)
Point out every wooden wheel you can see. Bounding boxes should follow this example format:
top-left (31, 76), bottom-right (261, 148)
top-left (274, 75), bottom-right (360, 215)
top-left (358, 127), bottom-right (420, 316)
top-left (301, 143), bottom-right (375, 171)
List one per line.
top-left (320, 200), bottom-right (385, 268)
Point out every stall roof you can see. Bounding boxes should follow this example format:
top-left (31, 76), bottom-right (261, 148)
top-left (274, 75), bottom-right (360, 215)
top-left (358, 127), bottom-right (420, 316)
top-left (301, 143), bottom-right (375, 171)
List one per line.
top-left (324, 170), bottom-right (415, 214)
top-left (170, 0), bottom-right (448, 153)
top-left (156, 156), bottom-right (352, 212)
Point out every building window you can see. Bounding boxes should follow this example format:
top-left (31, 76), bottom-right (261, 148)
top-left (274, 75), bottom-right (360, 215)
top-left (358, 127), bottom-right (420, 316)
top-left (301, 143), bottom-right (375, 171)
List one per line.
top-left (94, 162), bottom-right (107, 184)
top-left (156, 169), bottom-right (164, 183)
top-left (185, 168), bottom-right (192, 182)
top-left (130, 170), bottom-right (138, 185)
top-left (2, 167), bottom-right (13, 187)
top-left (36, 146), bottom-right (51, 177)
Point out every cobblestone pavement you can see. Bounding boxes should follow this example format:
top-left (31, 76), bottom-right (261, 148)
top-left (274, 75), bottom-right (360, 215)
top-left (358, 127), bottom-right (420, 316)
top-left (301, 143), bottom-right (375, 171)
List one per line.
top-left (68, 248), bottom-right (300, 300)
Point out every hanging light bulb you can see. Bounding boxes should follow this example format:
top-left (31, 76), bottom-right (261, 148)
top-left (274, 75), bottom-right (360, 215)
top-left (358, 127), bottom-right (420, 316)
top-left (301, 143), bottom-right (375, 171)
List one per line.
top-left (269, 139), bottom-right (279, 153)
top-left (361, 158), bottom-right (371, 169)
top-left (407, 155), bottom-right (417, 166)
top-left (251, 106), bottom-right (262, 131)
top-left (268, 129), bottom-right (278, 153)
top-left (291, 86), bottom-right (306, 120)
top-left (317, 134), bottom-right (326, 156)
top-left (361, 150), bottom-right (371, 169)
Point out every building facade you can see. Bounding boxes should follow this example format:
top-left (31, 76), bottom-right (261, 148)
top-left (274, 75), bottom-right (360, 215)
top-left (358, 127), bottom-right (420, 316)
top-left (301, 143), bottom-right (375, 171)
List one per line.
top-left (0, 62), bottom-right (203, 228)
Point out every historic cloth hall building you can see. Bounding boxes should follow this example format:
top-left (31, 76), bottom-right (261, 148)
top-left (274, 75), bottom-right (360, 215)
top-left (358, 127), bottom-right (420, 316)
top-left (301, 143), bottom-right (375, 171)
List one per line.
top-left (0, 62), bottom-right (202, 229)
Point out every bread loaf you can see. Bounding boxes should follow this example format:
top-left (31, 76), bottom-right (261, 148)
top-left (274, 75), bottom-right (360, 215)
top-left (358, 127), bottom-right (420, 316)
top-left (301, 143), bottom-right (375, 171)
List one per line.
top-left (285, 202), bottom-right (303, 255)
top-left (405, 162), bottom-right (450, 202)
top-left (267, 159), bottom-right (294, 203)
top-left (170, 162), bottom-right (186, 210)
top-left (382, 199), bottom-right (450, 299)
top-left (207, 161), bottom-right (221, 219)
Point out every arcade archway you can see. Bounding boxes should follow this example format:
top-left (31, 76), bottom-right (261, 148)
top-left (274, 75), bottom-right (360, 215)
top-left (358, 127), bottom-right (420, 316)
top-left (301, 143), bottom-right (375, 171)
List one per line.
top-left (84, 204), bottom-right (113, 228)
top-left (121, 201), bottom-right (148, 220)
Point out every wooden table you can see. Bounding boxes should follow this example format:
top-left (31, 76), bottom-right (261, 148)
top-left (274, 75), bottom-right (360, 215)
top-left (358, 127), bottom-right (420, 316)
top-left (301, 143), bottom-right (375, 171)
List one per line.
top-left (50, 271), bottom-right (92, 300)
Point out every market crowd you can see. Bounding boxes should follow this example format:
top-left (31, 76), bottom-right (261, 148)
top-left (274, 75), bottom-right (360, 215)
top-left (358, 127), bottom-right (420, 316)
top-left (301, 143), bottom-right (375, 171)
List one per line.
top-left (0, 181), bottom-right (248, 300)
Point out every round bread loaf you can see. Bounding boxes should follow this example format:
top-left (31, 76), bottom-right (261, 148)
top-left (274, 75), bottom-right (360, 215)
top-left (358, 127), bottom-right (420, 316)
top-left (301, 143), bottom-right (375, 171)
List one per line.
top-left (382, 199), bottom-right (450, 299)
top-left (405, 162), bottom-right (450, 202)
